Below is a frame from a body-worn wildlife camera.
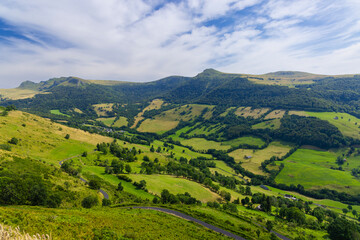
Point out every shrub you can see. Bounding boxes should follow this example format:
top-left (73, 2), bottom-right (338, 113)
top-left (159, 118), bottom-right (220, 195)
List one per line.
top-left (8, 137), bottom-right (19, 145)
top-left (117, 175), bottom-right (132, 182)
top-left (81, 195), bottom-right (99, 208)
top-left (102, 198), bottom-right (111, 206)
top-left (65, 134), bottom-right (70, 139)
top-left (0, 144), bottom-right (11, 151)
top-left (89, 179), bottom-right (101, 190)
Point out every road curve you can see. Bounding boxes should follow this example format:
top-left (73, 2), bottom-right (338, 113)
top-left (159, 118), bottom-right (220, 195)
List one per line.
top-left (132, 207), bottom-right (246, 240)
top-left (59, 155), bottom-right (109, 199)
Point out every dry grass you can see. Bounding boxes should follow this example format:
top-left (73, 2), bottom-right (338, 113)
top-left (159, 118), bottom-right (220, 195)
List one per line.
top-left (131, 99), bottom-right (164, 128)
top-left (137, 119), bottom-right (179, 133)
top-left (0, 224), bottom-right (51, 240)
top-left (92, 103), bottom-right (114, 117)
top-left (0, 89), bottom-right (42, 100)
top-left (288, 111), bottom-right (309, 117)
top-left (234, 107), bottom-right (270, 119)
top-left (73, 108), bottom-right (83, 114)
top-left (264, 110), bottom-right (286, 120)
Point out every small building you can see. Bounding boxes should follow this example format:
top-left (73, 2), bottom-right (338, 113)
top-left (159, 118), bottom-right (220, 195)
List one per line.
top-left (334, 116), bottom-right (339, 120)
top-left (260, 185), bottom-right (269, 190)
top-left (244, 155), bottom-right (252, 159)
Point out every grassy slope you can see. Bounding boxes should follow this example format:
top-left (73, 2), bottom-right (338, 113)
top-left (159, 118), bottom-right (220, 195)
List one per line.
top-left (50, 109), bottom-right (70, 117)
top-left (0, 111), bottom-right (112, 164)
top-left (307, 111), bottom-right (360, 139)
top-left (276, 149), bottom-right (360, 194)
top-left (129, 174), bottom-right (220, 202)
top-left (181, 138), bottom-right (231, 151)
top-left (97, 117), bottom-right (116, 126)
top-left (222, 136), bottom-right (265, 147)
top-left (137, 104), bottom-right (213, 133)
top-left (229, 141), bottom-right (293, 175)
top-left (113, 116), bottom-right (128, 127)
top-left (252, 119), bottom-right (281, 130)
top-left (0, 206), bottom-right (229, 240)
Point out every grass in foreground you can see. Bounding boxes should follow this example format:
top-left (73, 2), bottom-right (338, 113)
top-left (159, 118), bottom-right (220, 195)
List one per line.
top-left (0, 206), bottom-right (229, 240)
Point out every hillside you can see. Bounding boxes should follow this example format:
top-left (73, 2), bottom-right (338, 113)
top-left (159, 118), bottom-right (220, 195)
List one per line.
top-left (1, 70), bottom-right (360, 239)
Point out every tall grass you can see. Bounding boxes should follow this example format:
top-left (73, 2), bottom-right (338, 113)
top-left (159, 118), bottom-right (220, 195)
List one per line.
top-left (0, 224), bottom-right (50, 240)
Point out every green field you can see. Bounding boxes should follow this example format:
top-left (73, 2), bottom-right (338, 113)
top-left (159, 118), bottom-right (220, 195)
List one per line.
top-left (0, 111), bottom-right (111, 164)
top-left (137, 104), bottom-right (214, 133)
top-left (152, 140), bottom-right (212, 159)
top-left (181, 138), bottom-right (231, 151)
top-left (229, 141), bottom-right (293, 175)
top-left (252, 119), bottom-right (281, 130)
top-left (128, 174), bottom-right (220, 202)
top-left (307, 112), bottom-right (360, 139)
top-left (50, 109), bottom-right (70, 117)
top-left (83, 166), bottom-right (154, 200)
top-left (0, 206), bottom-right (228, 240)
top-left (96, 117), bottom-right (116, 126)
top-left (276, 149), bottom-right (360, 194)
top-left (222, 136), bottom-right (265, 147)
top-left (113, 116), bottom-right (128, 127)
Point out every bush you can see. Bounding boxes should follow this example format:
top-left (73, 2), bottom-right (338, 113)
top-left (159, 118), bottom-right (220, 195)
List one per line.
top-left (65, 134), bottom-right (70, 139)
top-left (89, 179), bottom-right (101, 190)
top-left (117, 175), bottom-right (132, 182)
top-left (102, 198), bottom-right (111, 206)
top-left (81, 195), bottom-right (99, 208)
top-left (0, 144), bottom-right (11, 151)
top-left (8, 137), bottom-right (18, 145)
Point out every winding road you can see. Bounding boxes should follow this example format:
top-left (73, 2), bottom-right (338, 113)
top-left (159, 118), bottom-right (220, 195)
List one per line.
top-left (132, 207), bottom-right (246, 240)
top-left (59, 155), bottom-right (291, 239)
top-left (58, 154), bottom-right (109, 199)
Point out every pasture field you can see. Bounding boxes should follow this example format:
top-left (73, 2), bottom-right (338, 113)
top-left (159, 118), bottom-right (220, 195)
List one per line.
top-left (96, 117), bottom-right (116, 126)
top-left (92, 103), bottom-right (114, 117)
top-left (220, 107), bottom-right (236, 116)
top-left (50, 109), bottom-right (70, 117)
top-left (288, 110), bottom-right (309, 116)
top-left (264, 110), bottom-right (285, 119)
top-left (112, 116), bottom-right (128, 127)
top-left (73, 108), bottom-right (83, 114)
top-left (151, 140), bottom-right (212, 159)
top-left (167, 125), bottom-right (194, 141)
top-left (0, 111), bottom-right (112, 164)
top-left (306, 111), bottom-right (360, 139)
top-left (0, 88), bottom-right (40, 100)
top-left (131, 99), bottom-right (164, 128)
top-left (180, 138), bottom-right (231, 151)
top-left (222, 136), bottom-right (265, 147)
top-left (187, 124), bottom-right (224, 137)
top-left (0, 206), bottom-right (228, 240)
top-left (137, 119), bottom-right (179, 133)
top-left (209, 161), bottom-right (245, 182)
top-left (229, 141), bottom-right (293, 175)
top-left (83, 166), bottom-right (154, 200)
top-left (128, 174), bottom-right (220, 202)
top-left (234, 107), bottom-right (270, 119)
top-left (252, 119), bottom-right (281, 130)
top-left (276, 149), bottom-right (360, 194)
top-left (137, 104), bottom-right (214, 133)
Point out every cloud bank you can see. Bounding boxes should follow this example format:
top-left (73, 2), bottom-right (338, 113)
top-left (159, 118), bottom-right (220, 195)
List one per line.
top-left (0, 0), bottom-right (360, 87)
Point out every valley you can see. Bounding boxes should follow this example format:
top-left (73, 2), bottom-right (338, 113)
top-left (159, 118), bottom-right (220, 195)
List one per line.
top-left (1, 70), bottom-right (360, 239)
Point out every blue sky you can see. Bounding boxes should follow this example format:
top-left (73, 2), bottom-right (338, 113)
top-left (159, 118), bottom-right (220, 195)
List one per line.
top-left (1, 0), bottom-right (360, 88)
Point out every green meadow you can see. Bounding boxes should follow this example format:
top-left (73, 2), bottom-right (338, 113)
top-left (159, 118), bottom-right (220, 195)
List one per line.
top-left (181, 138), bottom-right (231, 151)
top-left (222, 136), bottom-right (265, 147)
top-left (276, 149), bottom-right (360, 194)
top-left (50, 109), bottom-right (70, 117)
top-left (128, 174), bottom-right (220, 202)
top-left (252, 119), bottom-right (281, 130)
top-left (306, 111), bottom-right (360, 139)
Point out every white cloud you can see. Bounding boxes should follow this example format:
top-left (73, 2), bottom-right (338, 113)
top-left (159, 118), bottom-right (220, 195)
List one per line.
top-left (0, 0), bottom-right (360, 88)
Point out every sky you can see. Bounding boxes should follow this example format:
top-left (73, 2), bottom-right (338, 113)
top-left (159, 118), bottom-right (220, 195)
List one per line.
top-left (1, 0), bottom-right (360, 88)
